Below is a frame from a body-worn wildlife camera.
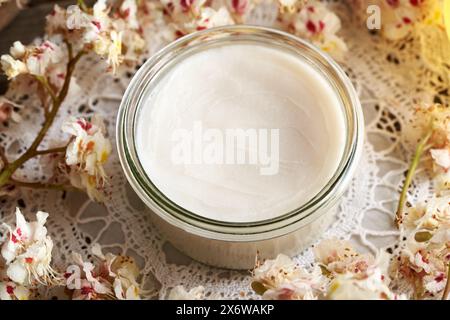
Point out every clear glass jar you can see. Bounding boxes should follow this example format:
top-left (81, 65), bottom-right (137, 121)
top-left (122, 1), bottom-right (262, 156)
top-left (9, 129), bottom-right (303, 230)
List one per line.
top-left (116, 25), bottom-right (364, 269)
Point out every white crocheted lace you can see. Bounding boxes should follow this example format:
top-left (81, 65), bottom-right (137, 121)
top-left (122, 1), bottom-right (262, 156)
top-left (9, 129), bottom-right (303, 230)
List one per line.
top-left (0, 2), bottom-right (446, 299)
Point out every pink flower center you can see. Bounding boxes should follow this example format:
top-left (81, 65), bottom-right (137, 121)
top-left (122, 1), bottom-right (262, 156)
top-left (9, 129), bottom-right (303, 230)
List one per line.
top-left (77, 120), bottom-right (92, 132)
top-left (319, 21), bottom-right (325, 32)
top-left (232, 0), bottom-right (247, 15)
top-left (435, 273), bottom-right (445, 282)
top-left (402, 17), bottom-right (412, 24)
top-left (121, 8), bottom-right (130, 18)
top-left (81, 286), bottom-right (94, 295)
top-left (91, 21), bottom-right (101, 31)
top-left (6, 286), bottom-right (14, 295)
top-left (42, 42), bottom-right (54, 50)
top-left (386, 0), bottom-right (400, 7)
top-left (306, 20), bottom-right (325, 33)
top-left (180, 0), bottom-right (194, 12)
top-left (278, 288), bottom-right (294, 300)
top-left (306, 20), bottom-right (317, 33)
top-left (175, 30), bottom-right (185, 38)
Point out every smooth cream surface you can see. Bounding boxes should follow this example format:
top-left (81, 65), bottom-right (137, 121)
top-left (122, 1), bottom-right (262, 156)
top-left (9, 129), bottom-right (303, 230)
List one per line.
top-left (136, 44), bottom-right (346, 222)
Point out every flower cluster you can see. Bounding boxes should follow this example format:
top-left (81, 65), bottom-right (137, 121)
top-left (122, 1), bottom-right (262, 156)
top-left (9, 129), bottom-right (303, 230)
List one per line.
top-left (0, 208), bottom-right (59, 300)
top-left (0, 2), bottom-right (134, 203)
top-left (0, 276), bottom-right (30, 300)
top-left (168, 285), bottom-right (205, 300)
top-left (159, 0), bottom-right (345, 59)
top-left (327, 268), bottom-right (405, 300)
top-left (0, 208), bottom-right (142, 300)
top-left (414, 104), bottom-right (450, 193)
top-left (278, 0), bottom-right (347, 60)
top-left (391, 197), bottom-right (450, 299)
top-left (353, 0), bottom-right (446, 40)
top-left (314, 239), bottom-right (377, 278)
top-left (46, 0), bottom-right (144, 73)
top-left (61, 115), bottom-right (112, 201)
top-left (161, 0), bottom-right (235, 35)
top-left (0, 0), bottom-right (146, 79)
top-left (252, 254), bottom-right (328, 300)
top-left (251, 239), bottom-right (403, 300)
top-left (1, 40), bottom-right (66, 85)
top-left (65, 243), bottom-right (140, 300)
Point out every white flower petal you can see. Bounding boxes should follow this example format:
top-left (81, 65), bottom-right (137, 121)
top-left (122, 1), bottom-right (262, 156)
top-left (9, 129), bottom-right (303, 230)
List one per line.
top-left (0, 54), bottom-right (28, 79)
top-left (91, 243), bottom-right (105, 260)
top-left (431, 148), bottom-right (450, 169)
top-left (10, 41), bottom-right (26, 59)
top-left (168, 285), bottom-right (205, 300)
top-left (0, 283), bottom-right (12, 300)
top-left (7, 260), bottom-right (29, 285)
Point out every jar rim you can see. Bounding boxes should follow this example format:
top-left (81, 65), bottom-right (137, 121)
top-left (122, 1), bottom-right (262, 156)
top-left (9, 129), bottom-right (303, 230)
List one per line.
top-left (116, 25), bottom-right (364, 241)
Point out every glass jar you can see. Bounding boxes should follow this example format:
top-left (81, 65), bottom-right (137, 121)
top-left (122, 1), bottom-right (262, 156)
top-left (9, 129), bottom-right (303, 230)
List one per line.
top-left (116, 25), bottom-right (364, 269)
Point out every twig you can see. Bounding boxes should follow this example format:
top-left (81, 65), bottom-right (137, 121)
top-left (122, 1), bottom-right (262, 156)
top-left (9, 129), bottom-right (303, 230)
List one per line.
top-left (35, 146), bottom-right (67, 156)
top-left (0, 146), bottom-right (8, 166)
top-left (0, 45), bottom-right (84, 188)
top-left (64, 39), bottom-right (73, 61)
top-left (9, 179), bottom-right (78, 192)
top-left (42, 97), bottom-right (50, 119)
top-left (395, 129), bottom-right (433, 227)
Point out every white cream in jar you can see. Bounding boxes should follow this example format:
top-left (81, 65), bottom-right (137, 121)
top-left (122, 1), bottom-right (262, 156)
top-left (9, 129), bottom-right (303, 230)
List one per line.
top-left (118, 26), bottom-right (363, 269)
top-left (135, 43), bottom-right (346, 223)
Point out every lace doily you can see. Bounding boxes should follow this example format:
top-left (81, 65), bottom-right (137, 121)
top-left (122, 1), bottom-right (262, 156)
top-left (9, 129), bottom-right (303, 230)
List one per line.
top-left (0, 2), bottom-right (446, 299)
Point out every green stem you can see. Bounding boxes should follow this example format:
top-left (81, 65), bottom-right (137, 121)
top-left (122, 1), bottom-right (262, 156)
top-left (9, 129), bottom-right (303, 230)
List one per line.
top-left (36, 76), bottom-right (57, 105)
top-left (443, 263), bottom-right (450, 300)
top-left (77, 0), bottom-right (88, 12)
top-left (0, 48), bottom-right (84, 188)
top-left (395, 129), bottom-right (433, 227)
